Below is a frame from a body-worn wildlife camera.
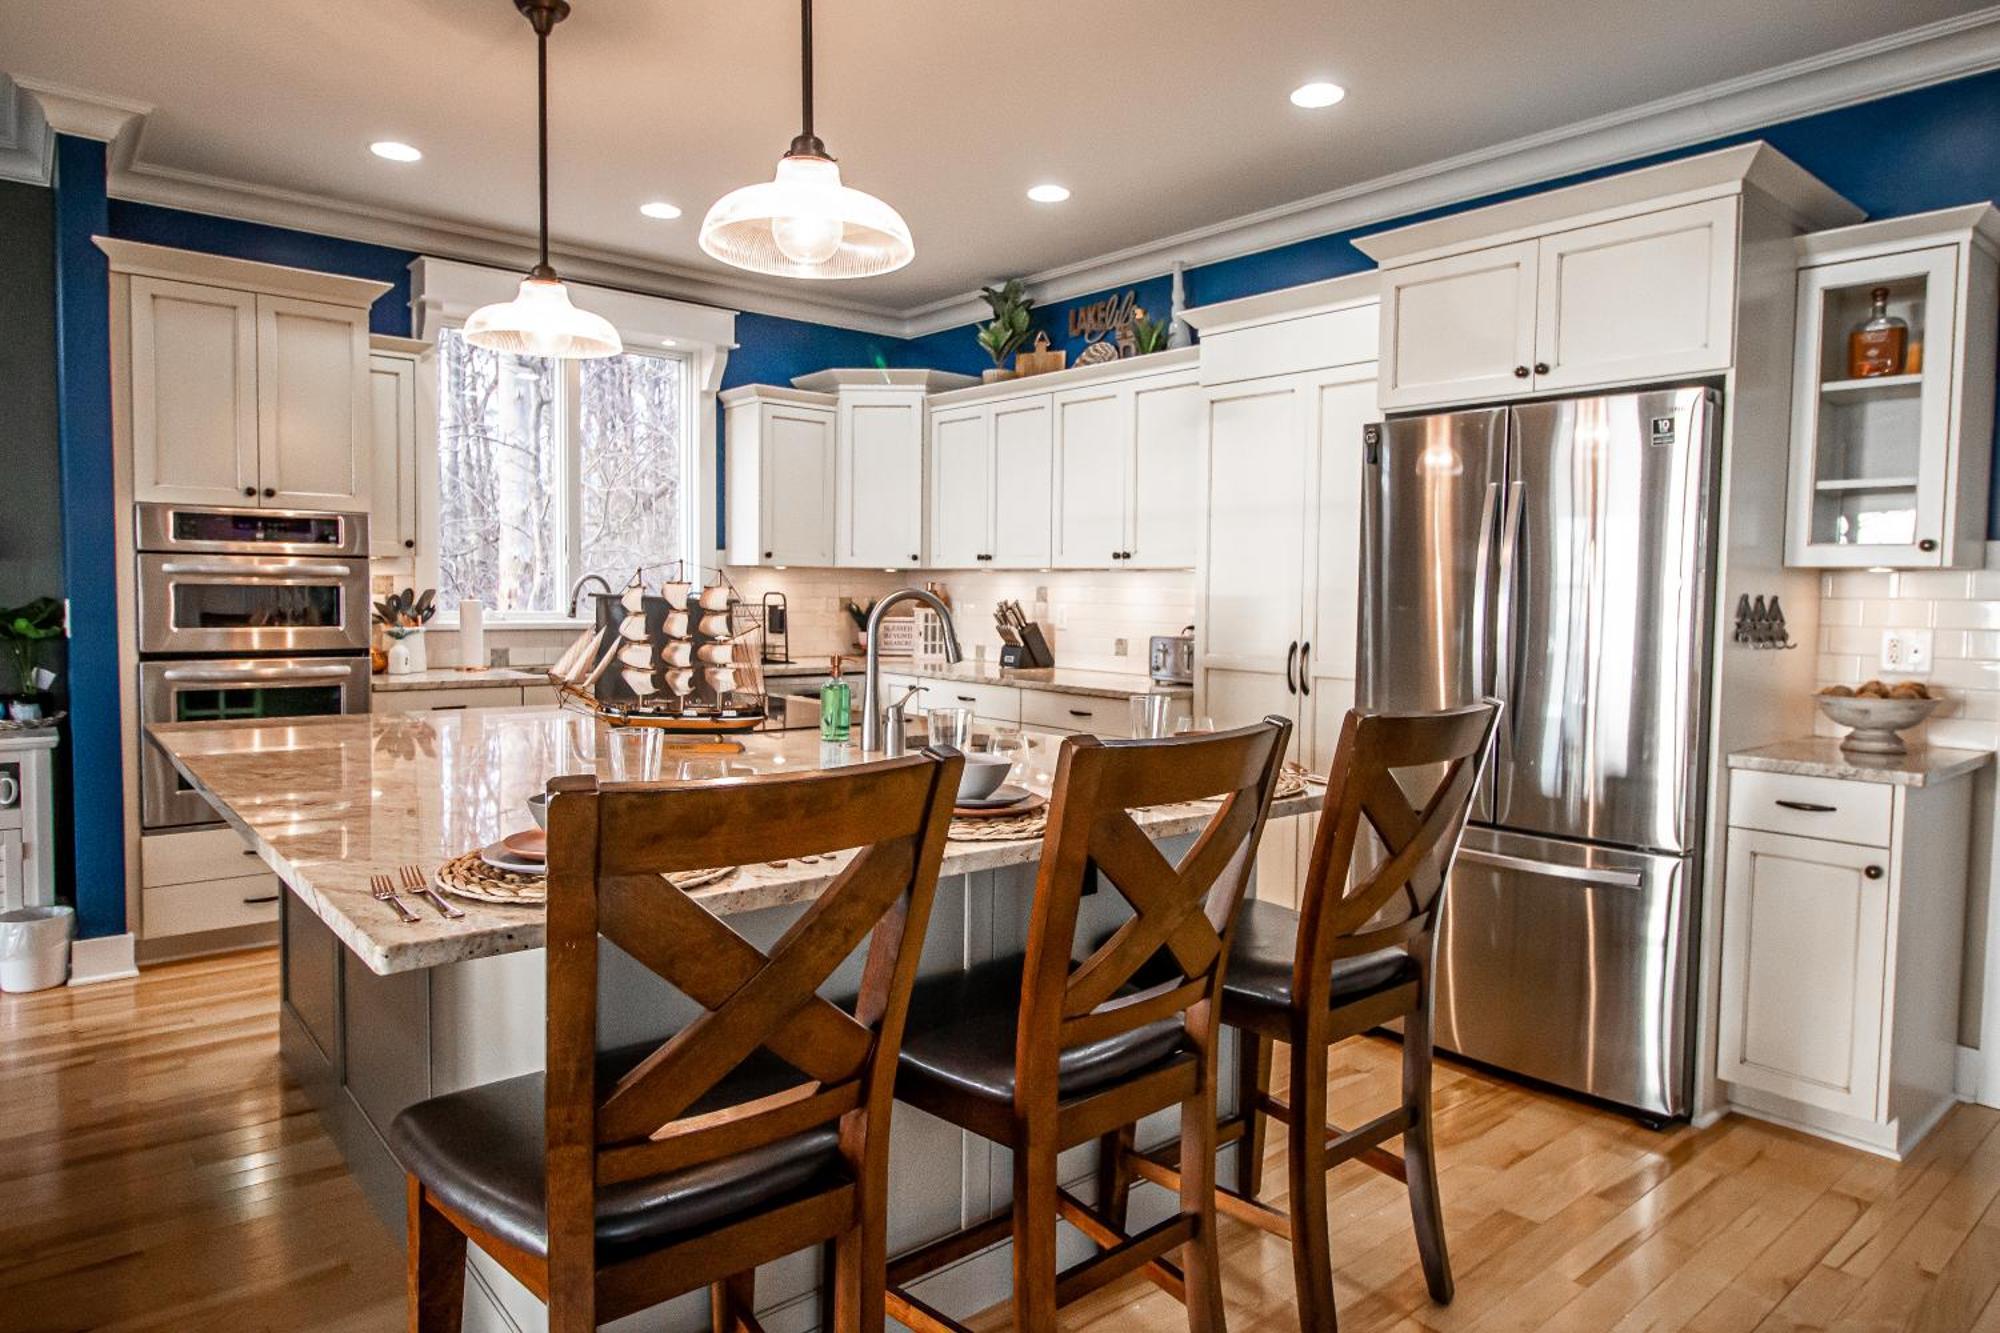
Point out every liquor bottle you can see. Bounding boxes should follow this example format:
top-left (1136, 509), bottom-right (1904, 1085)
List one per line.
top-left (819, 656), bottom-right (851, 743)
top-left (1848, 287), bottom-right (1909, 378)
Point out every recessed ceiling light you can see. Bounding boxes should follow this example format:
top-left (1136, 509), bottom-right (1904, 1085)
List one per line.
top-left (1290, 81), bottom-right (1346, 109)
top-left (370, 140), bottom-right (423, 162)
top-left (1027, 183), bottom-right (1070, 204)
top-left (639, 201), bottom-right (683, 220)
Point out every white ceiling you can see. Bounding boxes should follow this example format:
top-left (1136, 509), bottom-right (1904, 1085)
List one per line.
top-left (0, 0), bottom-right (1993, 324)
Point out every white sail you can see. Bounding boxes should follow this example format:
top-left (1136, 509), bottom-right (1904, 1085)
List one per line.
top-left (619, 667), bottom-right (658, 698)
top-left (550, 626), bottom-right (596, 679)
top-left (662, 641), bottom-right (694, 668)
top-left (615, 642), bottom-right (656, 670)
top-left (658, 581), bottom-right (690, 609)
top-left (664, 668), bottom-right (695, 695)
top-left (662, 610), bottom-right (689, 639)
top-left (619, 575), bottom-right (646, 613)
top-left (696, 612), bottom-right (733, 638)
top-left (618, 612), bottom-right (648, 642)
top-left (697, 583), bottom-right (731, 612)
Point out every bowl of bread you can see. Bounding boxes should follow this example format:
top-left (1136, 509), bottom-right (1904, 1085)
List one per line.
top-left (1815, 680), bottom-right (1939, 754)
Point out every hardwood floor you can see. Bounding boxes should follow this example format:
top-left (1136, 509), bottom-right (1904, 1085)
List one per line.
top-left (5, 950), bottom-right (2000, 1331)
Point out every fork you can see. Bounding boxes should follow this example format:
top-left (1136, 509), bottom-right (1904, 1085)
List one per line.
top-left (370, 872), bottom-right (421, 923)
top-left (401, 864), bottom-right (464, 919)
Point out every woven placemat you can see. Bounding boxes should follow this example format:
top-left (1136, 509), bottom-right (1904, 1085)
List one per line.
top-left (432, 851), bottom-right (735, 905)
top-left (948, 810), bottom-right (1050, 842)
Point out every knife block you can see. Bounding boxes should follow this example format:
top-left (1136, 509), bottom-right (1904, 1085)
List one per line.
top-left (1001, 623), bottom-right (1055, 669)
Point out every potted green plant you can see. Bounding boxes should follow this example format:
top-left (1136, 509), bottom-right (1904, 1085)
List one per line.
top-left (0, 597), bottom-right (63, 722)
top-left (976, 279), bottom-right (1035, 383)
top-left (1129, 306), bottom-right (1171, 356)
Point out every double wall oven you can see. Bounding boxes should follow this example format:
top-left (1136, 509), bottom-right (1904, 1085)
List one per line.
top-left (137, 503), bottom-right (372, 831)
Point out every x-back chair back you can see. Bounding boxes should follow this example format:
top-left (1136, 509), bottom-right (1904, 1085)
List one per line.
top-left (541, 751), bottom-right (961, 1329)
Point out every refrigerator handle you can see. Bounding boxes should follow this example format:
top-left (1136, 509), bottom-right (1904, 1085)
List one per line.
top-left (1493, 485), bottom-right (1525, 719)
top-left (1458, 846), bottom-right (1644, 889)
top-left (1471, 482), bottom-right (1499, 697)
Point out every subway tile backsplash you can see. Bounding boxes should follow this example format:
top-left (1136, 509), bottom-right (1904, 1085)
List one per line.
top-left (1814, 542), bottom-right (2000, 751)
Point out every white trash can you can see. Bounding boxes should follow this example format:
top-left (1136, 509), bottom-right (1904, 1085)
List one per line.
top-left (0, 905), bottom-right (73, 993)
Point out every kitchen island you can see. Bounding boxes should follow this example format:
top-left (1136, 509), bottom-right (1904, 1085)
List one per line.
top-left (149, 706), bottom-right (1317, 1333)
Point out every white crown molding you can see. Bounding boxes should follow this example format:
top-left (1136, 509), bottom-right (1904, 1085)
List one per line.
top-left (0, 74), bottom-right (52, 185)
top-left (899, 6), bottom-right (2000, 335)
top-left (12, 7), bottom-right (2000, 339)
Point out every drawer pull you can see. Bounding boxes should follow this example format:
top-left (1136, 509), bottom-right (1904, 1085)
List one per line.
top-left (1068, 708), bottom-right (1093, 718)
top-left (241, 894), bottom-right (280, 905)
top-left (1774, 799), bottom-right (1837, 813)
top-left (1864, 865), bottom-right (1884, 880)
top-left (243, 848), bottom-right (260, 856)
top-left (956, 695), bottom-right (976, 703)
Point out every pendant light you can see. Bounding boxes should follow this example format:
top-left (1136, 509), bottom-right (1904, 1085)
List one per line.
top-left (699, 0), bottom-right (914, 280)
top-left (464, 0), bottom-right (622, 359)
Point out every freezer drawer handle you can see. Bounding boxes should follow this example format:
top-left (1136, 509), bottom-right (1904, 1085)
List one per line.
top-left (1774, 799), bottom-right (1837, 813)
top-left (1458, 846), bottom-right (1645, 889)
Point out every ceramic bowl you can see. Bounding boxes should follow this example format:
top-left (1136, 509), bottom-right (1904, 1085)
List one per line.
top-left (957, 753), bottom-right (1013, 802)
top-left (1815, 693), bottom-right (1940, 754)
top-left (526, 791), bottom-right (553, 828)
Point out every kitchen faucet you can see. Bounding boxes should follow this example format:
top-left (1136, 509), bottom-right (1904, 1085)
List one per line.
top-left (862, 588), bottom-right (961, 752)
top-left (565, 572), bottom-right (613, 618)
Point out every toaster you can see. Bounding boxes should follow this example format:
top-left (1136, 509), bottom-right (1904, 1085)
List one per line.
top-left (1149, 632), bottom-right (1195, 686)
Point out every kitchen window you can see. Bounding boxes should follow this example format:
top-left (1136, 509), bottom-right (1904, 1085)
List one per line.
top-left (433, 327), bottom-right (694, 618)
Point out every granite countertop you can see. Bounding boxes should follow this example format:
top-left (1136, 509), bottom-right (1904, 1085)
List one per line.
top-left (371, 666), bottom-right (550, 692)
top-left (148, 708), bottom-right (1315, 977)
top-left (878, 660), bottom-right (1192, 699)
top-left (1728, 738), bottom-right (1994, 787)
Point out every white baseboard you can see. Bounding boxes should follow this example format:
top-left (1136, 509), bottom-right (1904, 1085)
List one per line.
top-left (67, 932), bottom-right (138, 986)
top-left (1959, 1043), bottom-right (1985, 1104)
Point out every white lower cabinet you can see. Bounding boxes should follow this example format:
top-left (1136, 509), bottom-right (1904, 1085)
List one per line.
top-left (1716, 758), bottom-right (1979, 1158)
top-left (373, 685), bottom-right (545, 713)
top-left (140, 826), bottom-right (280, 942)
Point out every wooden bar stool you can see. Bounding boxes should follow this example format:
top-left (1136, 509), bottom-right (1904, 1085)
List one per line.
top-left (886, 717), bottom-right (1293, 1332)
top-left (1106, 701), bottom-right (1500, 1331)
top-left (391, 749), bottom-right (962, 1332)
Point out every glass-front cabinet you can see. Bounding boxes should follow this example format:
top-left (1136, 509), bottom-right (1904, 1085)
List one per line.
top-left (1785, 205), bottom-right (2000, 568)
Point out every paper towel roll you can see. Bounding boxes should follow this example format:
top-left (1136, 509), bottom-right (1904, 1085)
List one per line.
top-left (458, 600), bottom-right (486, 669)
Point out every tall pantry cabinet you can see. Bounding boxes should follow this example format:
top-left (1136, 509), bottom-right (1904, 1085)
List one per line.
top-left (1183, 275), bottom-right (1383, 906)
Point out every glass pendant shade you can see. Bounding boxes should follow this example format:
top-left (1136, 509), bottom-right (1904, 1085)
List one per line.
top-left (700, 154), bottom-right (914, 280)
top-left (464, 274), bottom-right (622, 359)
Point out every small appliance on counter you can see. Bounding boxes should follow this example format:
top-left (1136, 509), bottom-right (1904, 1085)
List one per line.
top-left (1150, 627), bottom-right (1195, 685)
top-left (994, 599), bottom-right (1054, 668)
top-left (761, 591), bottom-right (791, 664)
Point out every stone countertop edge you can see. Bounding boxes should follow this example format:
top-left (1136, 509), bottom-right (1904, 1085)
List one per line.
top-left (371, 667), bottom-right (550, 691)
top-left (1727, 738), bottom-right (1994, 787)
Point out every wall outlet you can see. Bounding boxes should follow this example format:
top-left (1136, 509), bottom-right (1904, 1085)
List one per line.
top-left (1881, 628), bottom-right (1933, 674)
top-left (1113, 638), bottom-right (1128, 657)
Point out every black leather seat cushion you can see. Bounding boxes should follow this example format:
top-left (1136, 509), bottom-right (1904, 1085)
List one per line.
top-left (390, 1044), bottom-right (845, 1263)
top-left (897, 955), bottom-right (1189, 1106)
top-left (1221, 899), bottom-right (1419, 1022)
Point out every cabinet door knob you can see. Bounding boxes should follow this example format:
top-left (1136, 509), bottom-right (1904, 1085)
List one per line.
top-left (1534, 362), bottom-right (1550, 375)
top-left (403, 538), bottom-right (415, 550)
top-left (763, 551), bottom-right (773, 559)
top-left (262, 486), bottom-right (276, 499)
top-left (242, 486), bottom-right (257, 498)
top-left (1864, 865), bottom-right (1884, 880)
top-left (1919, 538), bottom-right (1938, 552)
top-left (911, 553), bottom-right (920, 562)
top-left (1513, 365), bottom-right (1530, 379)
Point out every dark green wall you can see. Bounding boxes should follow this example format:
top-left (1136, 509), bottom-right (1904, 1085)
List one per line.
top-left (0, 178), bottom-right (63, 608)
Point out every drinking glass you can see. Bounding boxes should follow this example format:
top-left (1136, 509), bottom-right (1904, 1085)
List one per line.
top-left (675, 757), bottom-right (734, 782)
top-left (1129, 693), bottom-right (1175, 739)
top-left (925, 706), bottom-right (973, 750)
top-left (984, 727), bottom-right (1028, 781)
top-left (1172, 715), bottom-right (1216, 736)
top-left (604, 726), bottom-right (662, 781)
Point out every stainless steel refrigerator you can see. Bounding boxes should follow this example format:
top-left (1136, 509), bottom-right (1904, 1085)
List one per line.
top-left (1359, 386), bottom-right (1719, 1120)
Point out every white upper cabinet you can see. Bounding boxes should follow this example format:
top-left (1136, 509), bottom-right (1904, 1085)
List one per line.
top-left (1052, 384), bottom-right (1128, 568)
top-left (1127, 374), bottom-right (1203, 568)
top-left (128, 276), bottom-right (261, 507)
top-left (1379, 240), bottom-right (1539, 410)
top-left (368, 349), bottom-right (420, 559)
top-left (1359, 144), bottom-right (1866, 414)
top-left (723, 388), bottom-right (836, 567)
top-left (255, 296), bottom-right (372, 510)
top-left (1784, 206), bottom-right (2000, 569)
top-left (1532, 197), bottom-right (1738, 392)
top-left (109, 242), bottom-right (390, 515)
top-left (836, 391), bottom-right (925, 568)
top-left (988, 396), bottom-right (1054, 568)
top-left (928, 405), bottom-right (991, 567)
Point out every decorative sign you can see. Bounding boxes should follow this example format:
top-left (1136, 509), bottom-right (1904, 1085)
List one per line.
top-left (1069, 288), bottom-right (1143, 359)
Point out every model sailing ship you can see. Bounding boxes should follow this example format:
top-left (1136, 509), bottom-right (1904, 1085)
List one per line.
top-left (546, 566), bottom-right (767, 733)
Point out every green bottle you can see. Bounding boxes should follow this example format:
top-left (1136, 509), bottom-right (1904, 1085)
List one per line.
top-left (819, 656), bottom-right (851, 742)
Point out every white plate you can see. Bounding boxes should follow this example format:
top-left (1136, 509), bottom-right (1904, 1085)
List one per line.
top-left (956, 785), bottom-right (1034, 811)
top-left (479, 841), bottom-right (546, 876)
